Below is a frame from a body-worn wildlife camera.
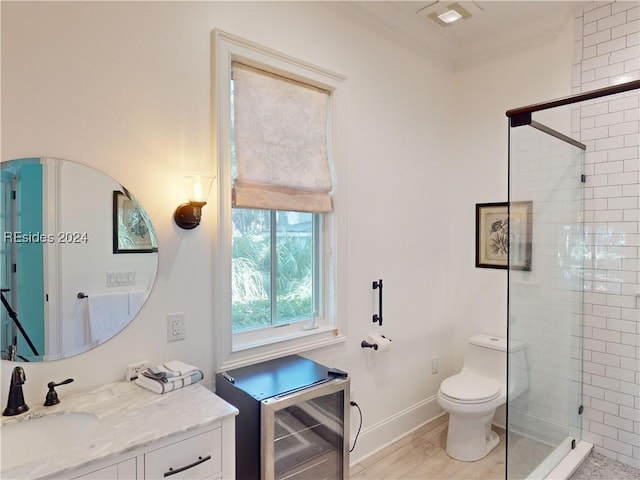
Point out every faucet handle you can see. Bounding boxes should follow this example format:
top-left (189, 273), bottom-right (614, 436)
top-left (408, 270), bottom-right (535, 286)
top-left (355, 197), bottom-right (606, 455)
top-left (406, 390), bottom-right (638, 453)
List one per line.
top-left (44, 378), bottom-right (74, 406)
top-left (6, 345), bottom-right (17, 361)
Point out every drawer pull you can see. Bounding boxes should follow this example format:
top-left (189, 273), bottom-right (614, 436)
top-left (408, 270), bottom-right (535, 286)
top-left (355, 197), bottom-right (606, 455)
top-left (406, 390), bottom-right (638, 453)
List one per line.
top-left (163, 455), bottom-right (212, 477)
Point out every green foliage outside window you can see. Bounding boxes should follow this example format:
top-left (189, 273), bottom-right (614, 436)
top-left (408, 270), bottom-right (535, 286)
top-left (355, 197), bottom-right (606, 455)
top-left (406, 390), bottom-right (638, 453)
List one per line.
top-left (232, 209), bottom-right (314, 332)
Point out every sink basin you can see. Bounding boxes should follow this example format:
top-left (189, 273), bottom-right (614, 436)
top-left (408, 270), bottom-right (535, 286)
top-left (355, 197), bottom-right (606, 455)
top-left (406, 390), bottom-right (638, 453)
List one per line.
top-left (1, 412), bottom-right (98, 470)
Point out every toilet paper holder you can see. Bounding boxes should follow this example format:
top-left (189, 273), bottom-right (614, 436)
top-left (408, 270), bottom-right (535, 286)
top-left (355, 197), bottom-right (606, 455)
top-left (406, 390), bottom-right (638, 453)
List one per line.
top-left (361, 334), bottom-right (391, 350)
top-left (360, 339), bottom-right (378, 350)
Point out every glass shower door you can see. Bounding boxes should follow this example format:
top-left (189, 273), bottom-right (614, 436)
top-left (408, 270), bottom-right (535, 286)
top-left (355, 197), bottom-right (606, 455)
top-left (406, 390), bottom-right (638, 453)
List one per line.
top-left (507, 121), bottom-right (585, 479)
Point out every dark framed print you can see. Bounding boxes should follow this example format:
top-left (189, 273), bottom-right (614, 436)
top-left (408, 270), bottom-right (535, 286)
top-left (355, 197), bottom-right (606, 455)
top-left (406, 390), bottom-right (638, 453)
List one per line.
top-left (475, 201), bottom-right (532, 271)
top-left (113, 190), bottom-right (158, 254)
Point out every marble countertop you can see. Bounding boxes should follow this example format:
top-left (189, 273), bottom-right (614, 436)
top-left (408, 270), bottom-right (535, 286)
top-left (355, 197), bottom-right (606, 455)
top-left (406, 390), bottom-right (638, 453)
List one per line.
top-left (1, 380), bottom-right (238, 479)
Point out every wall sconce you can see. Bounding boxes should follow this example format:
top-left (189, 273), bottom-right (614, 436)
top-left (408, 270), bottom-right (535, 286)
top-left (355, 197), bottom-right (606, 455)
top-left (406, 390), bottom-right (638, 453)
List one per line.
top-left (174, 175), bottom-right (215, 230)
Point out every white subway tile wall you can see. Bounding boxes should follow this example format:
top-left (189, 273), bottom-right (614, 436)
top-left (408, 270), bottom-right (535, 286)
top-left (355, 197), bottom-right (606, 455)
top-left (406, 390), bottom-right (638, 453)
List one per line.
top-left (574, 1), bottom-right (640, 469)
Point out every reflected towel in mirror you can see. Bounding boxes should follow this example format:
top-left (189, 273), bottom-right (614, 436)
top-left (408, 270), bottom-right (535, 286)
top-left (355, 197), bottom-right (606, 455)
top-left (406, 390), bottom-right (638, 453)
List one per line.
top-left (128, 290), bottom-right (147, 316)
top-left (88, 292), bottom-right (130, 343)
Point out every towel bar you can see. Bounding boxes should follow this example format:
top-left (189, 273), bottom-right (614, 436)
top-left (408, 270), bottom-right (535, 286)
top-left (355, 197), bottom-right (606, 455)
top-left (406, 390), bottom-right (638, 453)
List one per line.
top-left (77, 292), bottom-right (88, 299)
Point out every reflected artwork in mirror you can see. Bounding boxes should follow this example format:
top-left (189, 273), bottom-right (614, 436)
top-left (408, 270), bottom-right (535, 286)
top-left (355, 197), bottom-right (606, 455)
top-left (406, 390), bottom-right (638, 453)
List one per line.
top-left (0, 157), bottom-right (158, 362)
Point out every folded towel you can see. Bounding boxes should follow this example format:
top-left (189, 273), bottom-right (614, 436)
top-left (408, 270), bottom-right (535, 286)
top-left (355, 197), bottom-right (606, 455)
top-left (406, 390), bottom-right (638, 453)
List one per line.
top-left (135, 369), bottom-right (203, 394)
top-left (134, 361), bottom-right (203, 394)
top-left (162, 360), bottom-right (199, 377)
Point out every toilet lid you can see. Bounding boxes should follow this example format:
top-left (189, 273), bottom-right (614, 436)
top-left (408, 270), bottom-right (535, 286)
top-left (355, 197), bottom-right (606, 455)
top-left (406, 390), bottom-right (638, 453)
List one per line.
top-left (440, 372), bottom-right (501, 403)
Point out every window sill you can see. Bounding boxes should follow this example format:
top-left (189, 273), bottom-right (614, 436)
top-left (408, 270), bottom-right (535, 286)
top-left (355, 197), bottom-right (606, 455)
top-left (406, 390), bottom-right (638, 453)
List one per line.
top-left (219, 326), bottom-right (346, 372)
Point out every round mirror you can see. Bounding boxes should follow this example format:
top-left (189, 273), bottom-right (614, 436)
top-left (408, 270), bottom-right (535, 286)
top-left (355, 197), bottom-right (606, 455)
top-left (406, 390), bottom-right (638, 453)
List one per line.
top-left (1, 157), bottom-right (158, 362)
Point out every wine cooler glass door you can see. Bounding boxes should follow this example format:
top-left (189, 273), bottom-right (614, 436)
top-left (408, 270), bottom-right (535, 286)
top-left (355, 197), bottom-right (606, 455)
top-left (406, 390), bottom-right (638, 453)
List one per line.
top-left (261, 378), bottom-right (349, 480)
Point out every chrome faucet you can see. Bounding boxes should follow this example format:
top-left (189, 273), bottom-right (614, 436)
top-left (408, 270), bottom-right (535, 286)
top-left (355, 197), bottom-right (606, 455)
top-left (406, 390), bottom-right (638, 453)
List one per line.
top-left (2, 366), bottom-right (29, 416)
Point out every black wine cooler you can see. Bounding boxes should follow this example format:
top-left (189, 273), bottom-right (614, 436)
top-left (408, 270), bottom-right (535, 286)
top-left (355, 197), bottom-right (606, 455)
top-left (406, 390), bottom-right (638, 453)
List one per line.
top-left (215, 355), bottom-right (350, 480)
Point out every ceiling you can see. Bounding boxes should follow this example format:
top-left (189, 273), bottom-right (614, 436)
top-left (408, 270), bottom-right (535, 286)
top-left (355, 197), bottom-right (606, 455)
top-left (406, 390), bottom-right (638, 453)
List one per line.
top-left (343, 1), bottom-right (584, 70)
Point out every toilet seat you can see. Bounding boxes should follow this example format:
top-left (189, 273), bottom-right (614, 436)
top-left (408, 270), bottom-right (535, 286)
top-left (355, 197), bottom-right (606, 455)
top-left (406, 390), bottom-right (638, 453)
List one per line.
top-left (439, 372), bottom-right (501, 404)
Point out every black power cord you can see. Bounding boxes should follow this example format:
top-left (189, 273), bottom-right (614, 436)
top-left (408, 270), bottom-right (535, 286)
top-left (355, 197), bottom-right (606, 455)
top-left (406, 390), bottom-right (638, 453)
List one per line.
top-left (349, 400), bottom-right (362, 453)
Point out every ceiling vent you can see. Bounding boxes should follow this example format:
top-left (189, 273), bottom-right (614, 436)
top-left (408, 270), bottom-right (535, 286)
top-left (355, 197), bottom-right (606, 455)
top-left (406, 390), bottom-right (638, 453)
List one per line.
top-left (417, 1), bottom-right (484, 27)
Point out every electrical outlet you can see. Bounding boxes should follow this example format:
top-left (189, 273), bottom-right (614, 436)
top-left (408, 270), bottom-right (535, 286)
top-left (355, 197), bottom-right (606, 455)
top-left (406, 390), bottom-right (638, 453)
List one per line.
top-left (431, 356), bottom-right (439, 374)
top-left (167, 313), bottom-right (185, 342)
top-left (126, 360), bottom-right (152, 381)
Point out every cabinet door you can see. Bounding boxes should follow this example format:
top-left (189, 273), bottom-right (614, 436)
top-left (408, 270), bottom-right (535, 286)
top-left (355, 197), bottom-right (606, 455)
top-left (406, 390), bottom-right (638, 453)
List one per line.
top-left (144, 428), bottom-right (221, 479)
top-left (73, 458), bottom-right (136, 479)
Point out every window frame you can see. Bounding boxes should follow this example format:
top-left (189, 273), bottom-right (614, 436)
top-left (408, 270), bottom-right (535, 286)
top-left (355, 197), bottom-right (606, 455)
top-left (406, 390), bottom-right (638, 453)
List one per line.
top-left (212, 30), bottom-right (347, 371)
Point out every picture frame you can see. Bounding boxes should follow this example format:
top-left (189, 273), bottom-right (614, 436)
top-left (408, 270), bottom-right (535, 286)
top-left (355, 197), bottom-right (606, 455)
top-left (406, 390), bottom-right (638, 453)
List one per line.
top-left (112, 190), bottom-right (158, 254)
top-left (475, 201), bottom-right (532, 271)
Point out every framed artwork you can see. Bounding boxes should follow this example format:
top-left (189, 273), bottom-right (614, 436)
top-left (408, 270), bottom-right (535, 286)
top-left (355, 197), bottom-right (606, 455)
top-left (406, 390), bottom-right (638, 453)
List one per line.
top-left (113, 190), bottom-right (158, 254)
top-left (475, 201), bottom-right (532, 271)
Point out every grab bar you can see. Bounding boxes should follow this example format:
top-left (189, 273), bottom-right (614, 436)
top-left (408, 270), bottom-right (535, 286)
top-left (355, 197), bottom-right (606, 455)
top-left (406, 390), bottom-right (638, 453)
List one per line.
top-left (372, 279), bottom-right (383, 326)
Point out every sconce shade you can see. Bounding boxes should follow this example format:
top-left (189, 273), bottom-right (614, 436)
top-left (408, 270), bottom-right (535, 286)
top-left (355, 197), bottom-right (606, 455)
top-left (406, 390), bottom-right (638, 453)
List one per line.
top-left (174, 175), bottom-right (215, 230)
top-left (183, 175), bottom-right (214, 203)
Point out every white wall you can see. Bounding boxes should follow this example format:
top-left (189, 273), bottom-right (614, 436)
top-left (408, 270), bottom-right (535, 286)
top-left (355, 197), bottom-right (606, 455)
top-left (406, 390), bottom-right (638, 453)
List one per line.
top-left (452, 13), bottom-right (575, 341)
top-left (450, 13), bottom-right (575, 429)
top-left (1, 1), bottom-right (574, 463)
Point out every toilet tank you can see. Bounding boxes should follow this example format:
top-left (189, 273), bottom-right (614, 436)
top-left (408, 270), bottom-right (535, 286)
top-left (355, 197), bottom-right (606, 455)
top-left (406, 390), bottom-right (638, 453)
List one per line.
top-left (462, 334), bottom-right (507, 381)
top-left (462, 334), bottom-right (526, 395)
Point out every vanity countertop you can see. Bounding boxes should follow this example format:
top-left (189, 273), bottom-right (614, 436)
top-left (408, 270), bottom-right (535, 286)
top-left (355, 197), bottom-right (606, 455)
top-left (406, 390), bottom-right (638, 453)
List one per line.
top-left (1, 380), bottom-right (239, 479)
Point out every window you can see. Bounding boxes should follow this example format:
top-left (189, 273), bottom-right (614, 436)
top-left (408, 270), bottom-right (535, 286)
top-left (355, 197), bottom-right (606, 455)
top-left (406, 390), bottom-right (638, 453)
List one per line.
top-left (213, 30), bottom-right (347, 370)
top-left (232, 209), bottom-right (321, 332)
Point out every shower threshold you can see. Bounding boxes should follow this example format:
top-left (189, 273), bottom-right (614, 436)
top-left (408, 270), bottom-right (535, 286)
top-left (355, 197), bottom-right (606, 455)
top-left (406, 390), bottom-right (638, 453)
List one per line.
top-left (527, 439), bottom-right (592, 480)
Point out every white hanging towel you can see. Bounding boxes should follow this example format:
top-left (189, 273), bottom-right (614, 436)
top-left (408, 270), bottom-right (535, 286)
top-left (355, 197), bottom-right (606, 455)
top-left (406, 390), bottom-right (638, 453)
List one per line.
top-left (128, 290), bottom-right (147, 316)
top-left (87, 292), bottom-right (130, 343)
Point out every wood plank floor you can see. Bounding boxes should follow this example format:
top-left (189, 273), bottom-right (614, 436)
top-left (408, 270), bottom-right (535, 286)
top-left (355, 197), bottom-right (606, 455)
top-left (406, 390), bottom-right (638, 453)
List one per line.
top-left (349, 416), bottom-right (640, 479)
top-left (350, 415), bottom-right (507, 480)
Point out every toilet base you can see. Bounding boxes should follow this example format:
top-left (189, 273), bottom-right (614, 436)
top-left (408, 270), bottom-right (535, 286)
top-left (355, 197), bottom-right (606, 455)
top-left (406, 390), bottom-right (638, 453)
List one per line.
top-left (445, 412), bottom-right (500, 462)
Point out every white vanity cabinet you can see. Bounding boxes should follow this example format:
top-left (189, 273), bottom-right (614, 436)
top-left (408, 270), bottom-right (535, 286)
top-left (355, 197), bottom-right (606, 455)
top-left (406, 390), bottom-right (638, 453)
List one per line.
top-left (70, 420), bottom-right (233, 480)
top-left (1, 382), bottom-right (238, 480)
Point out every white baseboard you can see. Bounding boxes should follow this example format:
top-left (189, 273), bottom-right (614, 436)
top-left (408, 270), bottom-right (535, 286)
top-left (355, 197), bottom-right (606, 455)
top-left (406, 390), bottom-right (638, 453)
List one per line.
top-left (349, 395), bottom-right (444, 465)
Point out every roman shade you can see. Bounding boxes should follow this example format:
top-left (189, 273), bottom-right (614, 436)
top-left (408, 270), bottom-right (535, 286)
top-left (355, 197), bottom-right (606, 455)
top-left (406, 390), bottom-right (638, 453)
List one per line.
top-left (232, 62), bottom-right (333, 213)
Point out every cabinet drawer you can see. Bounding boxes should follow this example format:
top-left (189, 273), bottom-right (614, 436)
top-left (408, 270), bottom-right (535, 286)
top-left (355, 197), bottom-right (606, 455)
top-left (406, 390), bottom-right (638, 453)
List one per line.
top-left (144, 428), bottom-right (221, 479)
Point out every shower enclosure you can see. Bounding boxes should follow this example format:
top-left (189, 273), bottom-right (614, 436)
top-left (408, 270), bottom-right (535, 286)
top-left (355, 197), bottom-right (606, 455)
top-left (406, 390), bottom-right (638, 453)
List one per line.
top-left (506, 80), bottom-right (640, 479)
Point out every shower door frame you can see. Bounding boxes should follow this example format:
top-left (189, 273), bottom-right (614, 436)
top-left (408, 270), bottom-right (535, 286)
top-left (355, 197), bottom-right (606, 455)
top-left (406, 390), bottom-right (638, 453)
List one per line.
top-left (505, 79), bottom-right (640, 480)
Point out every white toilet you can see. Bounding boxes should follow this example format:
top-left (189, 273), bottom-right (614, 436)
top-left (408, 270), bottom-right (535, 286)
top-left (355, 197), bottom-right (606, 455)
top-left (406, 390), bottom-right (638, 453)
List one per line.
top-left (437, 334), bottom-right (527, 462)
